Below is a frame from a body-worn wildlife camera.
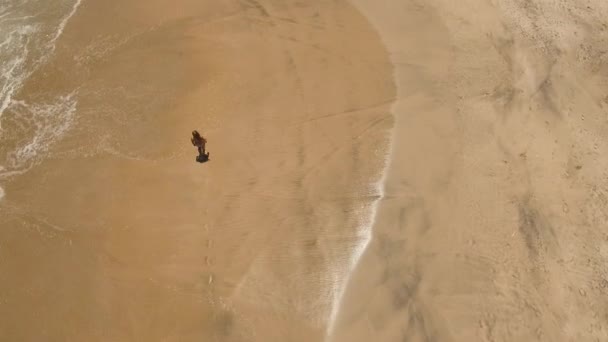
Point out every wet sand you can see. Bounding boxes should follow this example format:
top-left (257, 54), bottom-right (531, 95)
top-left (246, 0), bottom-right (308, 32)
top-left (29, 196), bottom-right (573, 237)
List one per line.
top-left (2, 0), bottom-right (608, 341)
top-left (0, 0), bottom-right (393, 341)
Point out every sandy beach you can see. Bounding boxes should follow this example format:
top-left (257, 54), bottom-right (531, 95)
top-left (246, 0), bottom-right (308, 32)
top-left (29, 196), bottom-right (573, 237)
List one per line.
top-left (331, 1), bottom-right (608, 341)
top-left (1, 0), bottom-right (392, 340)
top-left (1, 0), bottom-right (608, 341)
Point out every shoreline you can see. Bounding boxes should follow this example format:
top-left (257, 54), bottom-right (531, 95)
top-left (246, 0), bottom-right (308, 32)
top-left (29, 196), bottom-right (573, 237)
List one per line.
top-left (0, 0), bottom-right (83, 199)
top-left (3, 0), bottom-right (608, 340)
top-left (326, 1), bottom-right (608, 341)
top-left (327, 0), bottom-right (460, 340)
top-left (0, 1), bottom-right (396, 340)
top-left (325, 1), bottom-right (397, 338)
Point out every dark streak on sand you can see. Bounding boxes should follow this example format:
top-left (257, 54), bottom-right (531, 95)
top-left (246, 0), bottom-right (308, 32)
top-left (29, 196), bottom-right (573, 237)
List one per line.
top-left (518, 192), bottom-right (558, 260)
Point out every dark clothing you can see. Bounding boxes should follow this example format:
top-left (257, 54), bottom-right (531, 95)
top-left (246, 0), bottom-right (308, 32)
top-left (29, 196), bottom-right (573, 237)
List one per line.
top-left (192, 131), bottom-right (209, 163)
top-left (191, 135), bottom-right (207, 154)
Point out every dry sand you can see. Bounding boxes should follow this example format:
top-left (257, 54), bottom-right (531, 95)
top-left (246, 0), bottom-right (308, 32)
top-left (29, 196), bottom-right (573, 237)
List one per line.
top-left (331, 1), bottom-right (608, 342)
top-left (1, 0), bottom-right (608, 341)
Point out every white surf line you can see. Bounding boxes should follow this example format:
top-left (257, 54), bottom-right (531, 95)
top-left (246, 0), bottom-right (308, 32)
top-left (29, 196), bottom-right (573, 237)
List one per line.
top-left (324, 1), bottom-right (399, 339)
top-left (0, 0), bottom-right (83, 201)
top-left (51, 0), bottom-right (84, 52)
top-left (0, 0), bottom-right (83, 122)
top-left (0, 32), bottom-right (31, 126)
top-left (325, 149), bottom-right (392, 339)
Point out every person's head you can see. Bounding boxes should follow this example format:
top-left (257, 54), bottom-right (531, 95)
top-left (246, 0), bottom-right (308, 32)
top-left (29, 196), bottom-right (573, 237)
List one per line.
top-left (192, 130), bottom-right (201, 138)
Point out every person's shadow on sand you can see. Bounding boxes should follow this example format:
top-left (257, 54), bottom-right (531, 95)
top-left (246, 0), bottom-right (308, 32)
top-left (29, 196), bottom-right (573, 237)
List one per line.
top-left (196, 152), bottom-right (210, 163)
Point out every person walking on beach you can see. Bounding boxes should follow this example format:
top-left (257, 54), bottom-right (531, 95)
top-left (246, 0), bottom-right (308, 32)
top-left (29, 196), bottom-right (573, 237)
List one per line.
top-left (191, 130), bottom-right (209, 162)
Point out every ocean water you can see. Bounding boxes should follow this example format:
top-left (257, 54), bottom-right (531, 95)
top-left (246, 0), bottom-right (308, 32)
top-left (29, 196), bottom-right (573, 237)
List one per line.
top-left (0, 0), bottom-right (82, 198)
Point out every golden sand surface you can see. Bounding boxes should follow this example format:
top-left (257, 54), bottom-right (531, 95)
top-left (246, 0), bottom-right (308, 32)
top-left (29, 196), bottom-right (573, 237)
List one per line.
top-left (0, 1), bottom-right (392, 341)
top-left (1, 0), bottom-right (608, 341)
top-left (331, 1), bottom-right (608, 341)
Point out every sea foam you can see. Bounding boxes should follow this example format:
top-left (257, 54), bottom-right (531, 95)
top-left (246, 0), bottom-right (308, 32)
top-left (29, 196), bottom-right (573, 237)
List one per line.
top-left (0, 0), bottom-right (82, 191)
